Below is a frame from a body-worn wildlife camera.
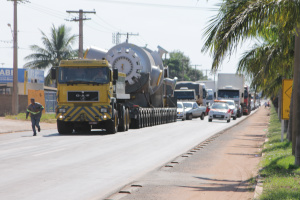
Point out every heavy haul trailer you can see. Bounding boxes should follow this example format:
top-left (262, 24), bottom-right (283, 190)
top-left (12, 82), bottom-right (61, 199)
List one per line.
top-left (51, 59), bottom-right (131, 134)
top-left (84, 43), bottom-right (178, 130)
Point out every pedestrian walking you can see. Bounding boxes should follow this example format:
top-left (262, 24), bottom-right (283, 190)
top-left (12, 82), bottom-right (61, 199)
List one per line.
top-left (26, 98), bottom-right (44, 136)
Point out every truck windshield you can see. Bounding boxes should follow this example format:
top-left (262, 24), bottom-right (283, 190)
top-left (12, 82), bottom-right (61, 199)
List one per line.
top-left (207, 94), bottom-right (213, 100)
top-left (174, 91), bottom-right (195, 100)
top-left (244, 88), bottom-right (249, 98)
top-left (218, 90), bottom-right (239, 98)
top-left (58, 67), bottom-right (109, 84)
top-left (203, 89), bottom-right (206, 99)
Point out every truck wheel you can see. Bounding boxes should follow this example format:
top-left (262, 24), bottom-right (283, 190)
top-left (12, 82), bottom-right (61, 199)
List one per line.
top-left (57, 120), bottom-right (73, 134)
top-left (200, 113), bottom-right (204, 120)
top-left (118, 106), bottom-right (126, 132)
top-left (106, 109), bottom-right (118, 134)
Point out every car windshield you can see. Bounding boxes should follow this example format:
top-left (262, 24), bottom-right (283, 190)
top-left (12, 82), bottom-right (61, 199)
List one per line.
top-left (226, 101), bottom-right (235, 106)
top-left (177, 103), bottom-right (183, 108)
top-left (183, 103), bottom-right (193, 108)
top-left (212, 103), bottom-right (228, 109)
top-left (58, 67), bottom-right (109, 84)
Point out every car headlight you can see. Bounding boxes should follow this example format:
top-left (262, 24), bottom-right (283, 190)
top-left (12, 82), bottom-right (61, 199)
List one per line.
top-left (59, 108), bottom-right (66, 113)
top-left (100, 108), bottom-right (108, 113)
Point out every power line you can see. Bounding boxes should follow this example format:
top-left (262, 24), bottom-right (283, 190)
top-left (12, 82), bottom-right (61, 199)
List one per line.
top-left (95, 0), bottom-right (209, 10)
top-left (112, 32), bottom-right (139, 44)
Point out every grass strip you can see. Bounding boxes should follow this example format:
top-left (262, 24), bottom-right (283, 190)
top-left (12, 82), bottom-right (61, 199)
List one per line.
top-left (5, 113), bottom-right (56, 123)
top-left (259, 106), bottom-right (300, 200)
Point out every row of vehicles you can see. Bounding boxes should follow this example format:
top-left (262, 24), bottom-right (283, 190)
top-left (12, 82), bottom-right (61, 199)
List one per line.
top-left (177, 99), bottom-right (238, 123)
top-left (51, 40), bottom-right (254, 133)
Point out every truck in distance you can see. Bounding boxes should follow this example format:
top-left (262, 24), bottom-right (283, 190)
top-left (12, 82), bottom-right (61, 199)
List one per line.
top-left (217, 73), bottom-right (244, 117)
top-left (175, 81), bottom-right (207, 105)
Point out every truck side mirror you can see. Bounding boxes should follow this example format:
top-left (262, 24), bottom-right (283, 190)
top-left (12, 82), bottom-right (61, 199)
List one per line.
top-left (113, 68), bottom-right (118, 85)
top-left (51, 67), bottom-right (56, 79)
top-left (113, 68), bottom-right (118, 81)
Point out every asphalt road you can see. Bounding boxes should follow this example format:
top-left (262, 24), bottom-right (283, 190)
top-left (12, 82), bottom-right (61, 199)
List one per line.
top-left (0, 115), bottom-right (251, 200)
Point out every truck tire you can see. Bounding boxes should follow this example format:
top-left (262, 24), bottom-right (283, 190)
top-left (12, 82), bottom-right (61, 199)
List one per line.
top-left (57, 120), bottom-right (73, 134)
top-left (106, 109), bottom-right (118, 134)
top-left (118, 106), bottom-right (126, 132)
top-left (200, 113), bottom-right (204, 120)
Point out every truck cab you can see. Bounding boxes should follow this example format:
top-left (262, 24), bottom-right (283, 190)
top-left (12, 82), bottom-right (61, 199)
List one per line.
top-left (52, 59), bottom-right (130, 134)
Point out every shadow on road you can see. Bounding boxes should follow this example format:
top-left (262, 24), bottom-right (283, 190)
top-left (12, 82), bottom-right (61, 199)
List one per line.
top-left (43, 130), bottom-right (112, 137)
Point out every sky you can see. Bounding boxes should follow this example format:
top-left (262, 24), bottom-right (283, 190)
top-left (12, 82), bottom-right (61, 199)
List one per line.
top-left (0, 0), bottom-right (253, 80)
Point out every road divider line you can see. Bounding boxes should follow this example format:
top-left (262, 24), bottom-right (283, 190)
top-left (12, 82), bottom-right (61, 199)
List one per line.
top-left (33, 148), bottom-right (66, 157)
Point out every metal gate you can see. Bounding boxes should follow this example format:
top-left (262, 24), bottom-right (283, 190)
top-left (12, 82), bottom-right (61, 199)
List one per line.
top-left (45, 91), bottom-right (57, 113)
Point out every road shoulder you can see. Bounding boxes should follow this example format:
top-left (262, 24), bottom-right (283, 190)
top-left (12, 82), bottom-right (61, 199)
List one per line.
top-left (107, 107), bottom-right (269, 200)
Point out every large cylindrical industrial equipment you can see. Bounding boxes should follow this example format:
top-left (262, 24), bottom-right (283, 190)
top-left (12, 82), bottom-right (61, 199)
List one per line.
top-left (85, 43), bottom-right (174, 107)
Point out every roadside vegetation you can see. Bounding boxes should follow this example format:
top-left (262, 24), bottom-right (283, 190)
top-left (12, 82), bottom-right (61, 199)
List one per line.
top-left (259, 106), bottom-right (300, 200)
top-left (5, 113), bottom-right (56, 123)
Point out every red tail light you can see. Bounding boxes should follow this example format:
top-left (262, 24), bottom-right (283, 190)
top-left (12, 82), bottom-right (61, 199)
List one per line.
top-left (227, 109), bottom-right (231, 113)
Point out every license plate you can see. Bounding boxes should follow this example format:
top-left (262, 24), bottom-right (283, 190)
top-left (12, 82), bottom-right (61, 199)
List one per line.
top-left (215, 115), bottom-right (222, 118)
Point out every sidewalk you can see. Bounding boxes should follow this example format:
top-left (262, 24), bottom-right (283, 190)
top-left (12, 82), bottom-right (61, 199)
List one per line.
top-left (110, 107), bottom-right (269, 200)
top-left (0, 117), bottom-right (57, 134)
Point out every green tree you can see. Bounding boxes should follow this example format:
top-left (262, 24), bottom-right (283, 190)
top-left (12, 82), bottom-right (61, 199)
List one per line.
top-left (24, 24), bottom-right (77, 86)
top-left (164, 51), bottom-right (205, 81)
top-left (202, 0), bottom-right (300, 165)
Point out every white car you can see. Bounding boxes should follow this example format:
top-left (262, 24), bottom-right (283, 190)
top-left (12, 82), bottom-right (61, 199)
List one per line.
top-left (177, 102), bottom-right (186, 121)
top-left (183, 102), bottom-right (206, 120)
top-left (217, 99), bottom-right (238, 120)
top-left (208, 102), bottom-right (232, 123)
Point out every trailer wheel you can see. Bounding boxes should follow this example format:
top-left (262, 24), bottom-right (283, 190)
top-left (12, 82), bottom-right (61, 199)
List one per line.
top-left (125, 108), bottom-right (130, 131)
top-left (57, 120), bottom-right (73, 134)
top-left (106, 109), bottom-right (118, 134)
top-left (118, 106), bottom-right (126, 132)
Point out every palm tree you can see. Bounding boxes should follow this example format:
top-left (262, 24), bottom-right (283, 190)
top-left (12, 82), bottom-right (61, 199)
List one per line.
top-left (202, 0), bottom-right (300, 165)
top-left (24, 24), bottom-right (77, 86)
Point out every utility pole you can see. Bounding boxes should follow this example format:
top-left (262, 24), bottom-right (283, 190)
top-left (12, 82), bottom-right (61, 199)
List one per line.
top-left (193, 64), bottom-right (202, 81)
top-left (112, 32), bottom-right (139, 44)
top-left (66, 9), bottom-right (96, 58)
top-left (8, 0), bottom-right (28, 115)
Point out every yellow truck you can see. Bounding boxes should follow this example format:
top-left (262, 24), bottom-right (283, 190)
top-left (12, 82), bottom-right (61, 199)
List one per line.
top-left (51, 59), bottom-right (130, 134)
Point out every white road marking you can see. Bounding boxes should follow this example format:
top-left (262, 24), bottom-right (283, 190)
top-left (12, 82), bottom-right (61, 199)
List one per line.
top-left (33, 148), bottom-right (66, 157)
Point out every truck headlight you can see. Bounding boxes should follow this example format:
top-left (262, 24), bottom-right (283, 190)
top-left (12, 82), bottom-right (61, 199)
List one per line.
top-left (100, 108), bottom-right (108, 113)
top-left (59, 108), bottom-right (66, 113)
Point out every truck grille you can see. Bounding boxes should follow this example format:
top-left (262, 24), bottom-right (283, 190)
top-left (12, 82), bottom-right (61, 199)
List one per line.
top-left (68, 91), bottom-right (99, 102)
